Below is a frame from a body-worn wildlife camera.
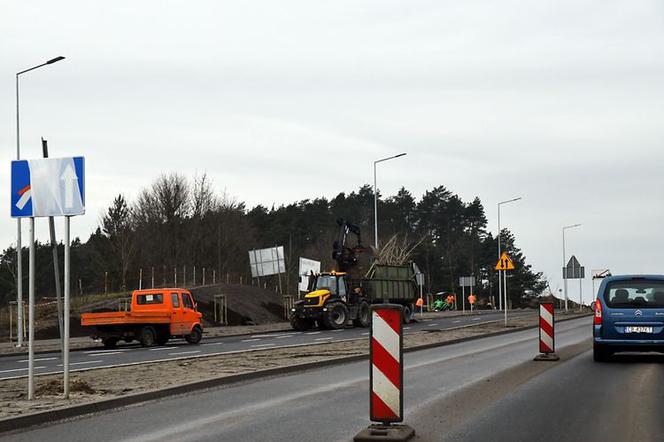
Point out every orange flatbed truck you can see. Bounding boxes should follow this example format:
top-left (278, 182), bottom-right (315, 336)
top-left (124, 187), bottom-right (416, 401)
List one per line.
top-left (81, 288), bottom-right (203, 349)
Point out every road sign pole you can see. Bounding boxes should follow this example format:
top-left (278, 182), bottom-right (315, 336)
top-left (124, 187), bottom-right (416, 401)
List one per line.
top-left (503, 269), bottom-right (508, 326)
top-left (16, 220), bottom-right (23, 347)
top-left (562, 228), bottom-right (568, 312)
top-left (462, 284), bottom-right (465, 313)
top-left (28, 217), bottom-right (35, 400)
top-left (64, 216), bottom-right (71, 398)
top-left (579, 278), bottom-right (582, 311)
top-left (497, 203), bottom-right (502, 312)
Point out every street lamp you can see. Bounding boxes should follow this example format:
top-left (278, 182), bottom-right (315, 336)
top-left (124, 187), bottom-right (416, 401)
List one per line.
top-left (497, 197), bottom-right (521, 313)
top-left (373, 153), bottom-right (406, 248)
top-left (15, 56), bottom-right (66, 347)
top-left (562, 223), bottom-right (582, 313)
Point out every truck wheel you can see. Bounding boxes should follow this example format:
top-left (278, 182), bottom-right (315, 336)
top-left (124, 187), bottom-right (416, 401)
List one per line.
top-left (140, 326), bottom-right (156, 347)
top-left (290, 316), bottom-right (314, 331)
top-left (186, 326), bottom-right (202, 344)
top-left (324, 302), bottom-right (349, 330)
top-left (353, 302), bottom-right (371, 328)
top-left (102, 338), bottom-right (118, 349)
top-left (402, 305), bottom-right (412, 324)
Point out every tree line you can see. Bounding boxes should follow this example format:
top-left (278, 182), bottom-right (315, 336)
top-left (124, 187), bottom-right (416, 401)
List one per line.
top-left (0, 173), bottom-right (547, 307)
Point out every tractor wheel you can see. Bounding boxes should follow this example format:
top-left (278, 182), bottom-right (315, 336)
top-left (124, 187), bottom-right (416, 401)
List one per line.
top-left (185, 326), bottom-right (203, 344)
top-left (139, 326), bottom-right (156, 347)
top-left (402, 305), bottom-right (412, 324)
top-left (323, 302), bottom-right (349, 330)
top-left (290, 316), bottom-right (314, 331)
top-left (353, 302), bottom-right (371, 328)
top-left (102, 337), bottom-right (118, 349)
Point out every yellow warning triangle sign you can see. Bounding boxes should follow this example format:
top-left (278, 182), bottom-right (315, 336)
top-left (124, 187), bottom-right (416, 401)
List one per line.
top-left (495, 252), bottom-right (515, 271)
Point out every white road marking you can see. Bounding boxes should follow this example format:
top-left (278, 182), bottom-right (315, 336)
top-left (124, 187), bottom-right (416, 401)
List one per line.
top-left (275, 336), bottom-right (292, 339)
top-left (453, 320), bottom-right (461, 323)
top-left (18, 357), bottom-right (57, 362)
top-left (149, 347), bottom-right (178, 351)
top-left (331, 329), bottom-right (344, 332)
top-left (0, 366), bottom-right (46, 374)
top-left (306, 332), bottom-right (321, 335)
top-left (251, 334), bottom-right (289, 338)
top-left (87, 351), bottom-right (124, 356)
top-left (251, 343), bottom-right (276, 348)
top-left (362, 332), bottom-right (370, 335)
top-left (315, 337), bottom-right (333, 341)
top-left (59, 360), bottom-right (103, 366)
top-left (472, 318), bottom-right (482, 321)
top-left (168, 351), bottom-right (201, 356)
top-left (404, 327), bottom-right (411, 330)
top-left (201, 342), bottom-right (225, 346)
top-left (428, 323), bottom-right (439, 327)
top-left (241, 339), bottom-right (261, 342)
top-left (84, 349), bottom-right (129, 354)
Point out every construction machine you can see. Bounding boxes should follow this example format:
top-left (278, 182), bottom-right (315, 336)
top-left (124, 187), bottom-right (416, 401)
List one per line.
top-left (289, 218), bottom-right (419, 331)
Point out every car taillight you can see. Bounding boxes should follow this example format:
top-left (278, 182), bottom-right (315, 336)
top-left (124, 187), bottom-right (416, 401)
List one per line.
top-left (594, 299), bottom-right (602, 325)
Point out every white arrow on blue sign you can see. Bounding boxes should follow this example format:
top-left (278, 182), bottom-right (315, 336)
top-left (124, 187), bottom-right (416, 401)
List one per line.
top-left (11, 157), bottom-right (85, 218)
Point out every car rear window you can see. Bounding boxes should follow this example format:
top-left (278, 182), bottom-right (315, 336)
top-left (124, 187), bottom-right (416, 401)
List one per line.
top-left (603, 280), bottom-right (664, 308)
top-left (136, 293), bottom-right (164, 305)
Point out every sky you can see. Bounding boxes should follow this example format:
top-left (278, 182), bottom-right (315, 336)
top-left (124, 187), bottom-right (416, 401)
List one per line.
top-left (2, 0), bottom-right (663, 302)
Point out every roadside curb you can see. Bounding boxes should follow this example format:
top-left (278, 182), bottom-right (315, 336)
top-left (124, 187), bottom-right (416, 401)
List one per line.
top-left (0, 313), bottom-right (591, 435)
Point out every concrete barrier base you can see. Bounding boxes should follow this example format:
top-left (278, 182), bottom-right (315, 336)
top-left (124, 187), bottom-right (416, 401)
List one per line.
top-left (354, 424), bottom-right (415, 442)
top-left (533, 352), bottom-right (560, 361)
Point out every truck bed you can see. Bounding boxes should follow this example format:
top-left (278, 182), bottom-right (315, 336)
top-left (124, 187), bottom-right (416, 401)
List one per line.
top-left (81, 311), bottom-right (172, 327)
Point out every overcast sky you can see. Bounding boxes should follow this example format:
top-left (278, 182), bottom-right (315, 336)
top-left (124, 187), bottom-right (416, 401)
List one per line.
top-left (2, 0), bottom-right (663, 301)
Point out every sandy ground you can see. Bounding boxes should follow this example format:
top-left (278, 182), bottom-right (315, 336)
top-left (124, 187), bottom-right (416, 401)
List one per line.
top-left (0, 311), bottom-right (589, 420)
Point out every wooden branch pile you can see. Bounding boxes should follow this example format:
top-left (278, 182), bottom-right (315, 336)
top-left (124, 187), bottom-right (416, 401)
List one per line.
top-left (370, 234), bottom-right (424, 266)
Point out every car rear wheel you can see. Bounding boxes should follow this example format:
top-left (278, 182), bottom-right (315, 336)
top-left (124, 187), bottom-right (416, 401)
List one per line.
top-left (593, 344), bottom-right (612, 362)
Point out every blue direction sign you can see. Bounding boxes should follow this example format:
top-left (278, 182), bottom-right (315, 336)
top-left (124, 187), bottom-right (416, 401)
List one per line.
top-left (11, 157), bottom-right (85, 218)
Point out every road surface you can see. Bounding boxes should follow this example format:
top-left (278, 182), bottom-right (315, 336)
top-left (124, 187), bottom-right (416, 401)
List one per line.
top-left (0, 316), bottom-right (620, 442)
top-left (0, 310), bottom-right (532, 380)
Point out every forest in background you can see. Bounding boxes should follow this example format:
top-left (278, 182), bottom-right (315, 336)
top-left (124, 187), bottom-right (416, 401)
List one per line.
top-left (0, 173), bottom-right (548, 307)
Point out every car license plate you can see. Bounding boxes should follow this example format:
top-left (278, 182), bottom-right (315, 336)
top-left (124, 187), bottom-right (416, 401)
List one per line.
top-left (625, 326), bottom-right (653, 333)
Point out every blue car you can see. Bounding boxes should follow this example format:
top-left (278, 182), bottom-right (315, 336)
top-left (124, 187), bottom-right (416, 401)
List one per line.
top-left (593, 275), bottom-right (664, 361)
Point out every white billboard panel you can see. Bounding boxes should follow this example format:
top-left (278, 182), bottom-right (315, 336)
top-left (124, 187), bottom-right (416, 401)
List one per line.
top-left (249, 246), bottom-right (285, 277)
top-left (298, 257), bottom-right (321, 292)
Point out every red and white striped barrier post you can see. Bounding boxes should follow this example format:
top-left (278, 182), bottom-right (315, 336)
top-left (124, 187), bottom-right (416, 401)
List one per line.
top-left (354, 304), bottom-right (415, 442)
top-left (534, 302), bottom-right (559, 361)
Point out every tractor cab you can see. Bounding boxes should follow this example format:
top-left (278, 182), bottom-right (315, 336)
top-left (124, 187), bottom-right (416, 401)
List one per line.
top-left (304, 272), bottom-right (348, 306)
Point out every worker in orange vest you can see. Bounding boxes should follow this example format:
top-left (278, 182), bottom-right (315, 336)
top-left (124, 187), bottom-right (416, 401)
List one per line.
top-left (446, 294), bottom-right (455, 310)
top-left (468, 294), bottom-right (476, 311)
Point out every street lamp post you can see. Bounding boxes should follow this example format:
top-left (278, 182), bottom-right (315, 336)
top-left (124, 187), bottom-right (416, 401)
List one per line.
top-left (562, 223), bottom-right (582, 313)
top-left (497, 197), bottom-right (521, 313)
top-left (373, 153), bottom-right (406, 249)
top-left (15, 56), bottom-right (65, 347)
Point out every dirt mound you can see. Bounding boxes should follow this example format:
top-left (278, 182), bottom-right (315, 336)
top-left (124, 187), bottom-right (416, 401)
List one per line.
top-left (190, 283), bottom-right (287, 326)
top-left (35, 378), bottom-right (96, 396)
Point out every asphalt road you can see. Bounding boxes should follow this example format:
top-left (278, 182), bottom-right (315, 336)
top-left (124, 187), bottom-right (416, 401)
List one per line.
top-left (1, 316), bottom-right (597, 442)
top-left (0, 310), bottom-right (532, 380)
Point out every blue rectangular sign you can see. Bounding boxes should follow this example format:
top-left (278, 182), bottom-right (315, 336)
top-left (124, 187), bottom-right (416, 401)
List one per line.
top-left (11, 157), bottom-right (85, 218)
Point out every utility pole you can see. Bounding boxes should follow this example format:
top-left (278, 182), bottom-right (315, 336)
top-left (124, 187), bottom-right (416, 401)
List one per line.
top-left (42, 138), bottom-right (64, 353)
